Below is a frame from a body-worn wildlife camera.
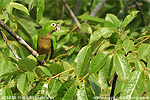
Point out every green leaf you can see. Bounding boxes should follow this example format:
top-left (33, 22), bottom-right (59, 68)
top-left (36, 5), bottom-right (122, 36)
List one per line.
top-left (113, 54), bottom-right (131, 80)
top-left (0, 87), bottom-right (13, 100)
top-left (41, 83), bottom-right (49, 97)
top-left (89, 28), bottom-right (103, 44)
top-left (36, 54), bottom-right (46, 62)
top-left (17, 18), bottom-right (38, 38)
top-left (62, 61), bottom-right (71, 70)
top-left (0, 39), bottom-right (6, 48)
top-left (28, 0), bottom-right (35, 11)
top-left (0, 0), bottom-right (11, 9)
top-left (53, 29), bottom-right (69, 37)
top-left (17, 73), bottom-right (28, 94)
top-left (120, 70), bottom-right (144, 98)
top-left (78, 14), bottom-right (104, 23)
top-left (89, 28), bottom-right (114, 44)
top-left (56, 79), bottom-right (76, 100)
top-left (148, 61), bottom-right (150, 69)
top-left (38, 66), bottom-right (52, 77)
top-left (102, 28), bottom-right (114, 38)
top-left (10, 2), bottom-right (29, 15)
top-left (89, 52), bottom-right (109, 74)
top-left (123, 39), bottom-right (134, 53)
top-left (89, 74), bottom-right (101, 96)
top-left (85, 87), bottom-right (94, 100)
top-left (114, 80), bottom-right (124, 96)
top-left (98, 55), bottom-right (112, 89)
top-left (81, 23), bottom-right (92, 34)
top-left (138, 44), bottom-right (150, 61)
top-left (12, 41), bottom-right (29, 58)
top-left (27, 71), bottom-right (34, 82)
top-left (135, 59), bottom-right (144, 70)
top-left (1, 70), bottom-right (22, 77)
top-left (32, 35), bottom-right (38, 51)
top-left (48, 79), bottom-right (62, 99)
top-left (110, 32), bottom-right (119, 44)
top-left (48, 63), bottom-right (64, 74)
top-left (35, 83), bottom-right (48, 97)
top-left (17, 58), bottom-right (37, 71)
top-left (90, 37), bottom-right (104, 55)
top-left (37, 0), bottom-right (45, 22)
top-left (57, 34), bottom-right (70, 49)
top-left (0, 57), bottom-right (16, 76)
top-left (97, 41), bottom-right (110, 53)
top-left (146, 74), bottom-right (150, 98)
top-left (74, 45), bottom-right (91, 77)
top-left (76, 82), bottom-right (88, 100)
top-left (62, 82), bottom-right (77, 100)
top-left (104, 14), bottom-right (120, 28)
top-left (29, 81), bottom-right (44, 96)
top-left (3, 47), bottom-right (12, 57)
top-left (27, 55), bottom-right (37, 62)
top-left (52, 35), bottom-right (57, 50)
top-left (122, 11), bottom-right (139, 28)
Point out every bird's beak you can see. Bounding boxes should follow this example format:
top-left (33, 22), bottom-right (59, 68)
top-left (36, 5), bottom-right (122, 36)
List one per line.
top-left (55, 24), bottom-right (60, 32)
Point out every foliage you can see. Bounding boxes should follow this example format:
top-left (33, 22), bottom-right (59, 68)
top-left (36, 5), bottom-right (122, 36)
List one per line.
top-left (0, 0), bottom-right (150, 99)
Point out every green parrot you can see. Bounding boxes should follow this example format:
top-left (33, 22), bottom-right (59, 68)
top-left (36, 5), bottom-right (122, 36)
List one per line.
top-left (33, 21), bottom-right (60, 62)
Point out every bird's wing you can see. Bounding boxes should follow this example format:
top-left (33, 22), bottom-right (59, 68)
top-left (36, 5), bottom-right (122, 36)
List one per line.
top-left (32, 35), bottom-right (38, 51)
top-left (52, 35), bottom-right (57, 50)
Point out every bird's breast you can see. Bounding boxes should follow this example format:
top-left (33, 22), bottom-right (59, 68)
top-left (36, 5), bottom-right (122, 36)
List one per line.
top-left (37, 33), bottom-right (52, 55)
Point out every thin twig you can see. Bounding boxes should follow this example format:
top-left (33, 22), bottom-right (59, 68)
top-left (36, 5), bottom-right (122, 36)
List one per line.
top-left (134, 36), bottom-right (150, 47)
top-left (48, 68), bottom-right (74, 83)
top-left (117, 0), bottom-right (134, 17)
top-left (0, 19), bottom-right (39, 58)
top-left (0, 29), bottom-right (21, 60)
top-left (90, 0), bottom-right (107, 17)
top-left (62, 0), bottom-right (81, 29)
top-left (84, 0), bottom-right (95, 23)
top-left (53, 53), bottom-right (68, 61)
top-left (133, 0), bottom-right (145, 26)
top-left (110, 72), bottom-right (118, 100)
top-left (89, 0), bottom-right (95, 14)
top-left (62, 5), bottom-right (65, 19)
top-left (74, 0), bottom-right (82, 16)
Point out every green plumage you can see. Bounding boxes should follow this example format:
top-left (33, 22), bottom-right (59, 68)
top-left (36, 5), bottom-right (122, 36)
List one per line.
top-left (39, 21), bottom-right (57, 36)
top-left (33, 21), bottom-right (59, 62)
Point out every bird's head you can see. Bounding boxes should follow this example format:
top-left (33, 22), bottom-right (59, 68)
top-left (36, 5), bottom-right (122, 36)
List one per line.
top-left (39, 21), bottom-right (60, 36)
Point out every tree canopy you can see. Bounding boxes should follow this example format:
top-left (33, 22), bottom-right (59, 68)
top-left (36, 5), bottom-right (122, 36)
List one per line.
top-left (0, 0), bottom-right (150, 99)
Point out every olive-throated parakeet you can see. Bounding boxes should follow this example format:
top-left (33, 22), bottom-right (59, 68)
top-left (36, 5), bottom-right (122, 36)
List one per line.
top-left (33, 21), bottom-right (60, 62)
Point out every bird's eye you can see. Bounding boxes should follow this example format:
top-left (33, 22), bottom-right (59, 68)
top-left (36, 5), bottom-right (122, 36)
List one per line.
top-left (51, 23), bottom-right (56, 27)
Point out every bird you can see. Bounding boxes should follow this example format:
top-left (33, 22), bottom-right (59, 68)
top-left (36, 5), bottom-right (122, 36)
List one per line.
top-left (33, 21), bottom-right (60, 63)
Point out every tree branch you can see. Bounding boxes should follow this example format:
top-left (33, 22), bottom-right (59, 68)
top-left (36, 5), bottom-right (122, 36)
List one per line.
top-left (90, 0), bottom-right (107, 17)
top-left (62, 0), bottom-right (81, 29)
top-left (0, 28), bottom-right (21, 60)
top-left (0, 19), bottom-right (39, 58)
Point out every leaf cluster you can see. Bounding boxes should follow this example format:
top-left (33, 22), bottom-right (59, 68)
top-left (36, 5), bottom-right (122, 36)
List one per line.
top-left (0, 0), bottom-right (150, 99)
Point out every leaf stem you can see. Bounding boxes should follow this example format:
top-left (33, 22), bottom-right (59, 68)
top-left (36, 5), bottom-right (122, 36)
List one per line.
top-left (48, 68), bottom-right (74, 83)
top-left (53, 53), bottom-right (68, 61)
top-left (79, 73), bottom-right (90, 82)
top-left (2, 81), bottom-right (17, 88)
top-left (134, 36), bottom-right (150, 47)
